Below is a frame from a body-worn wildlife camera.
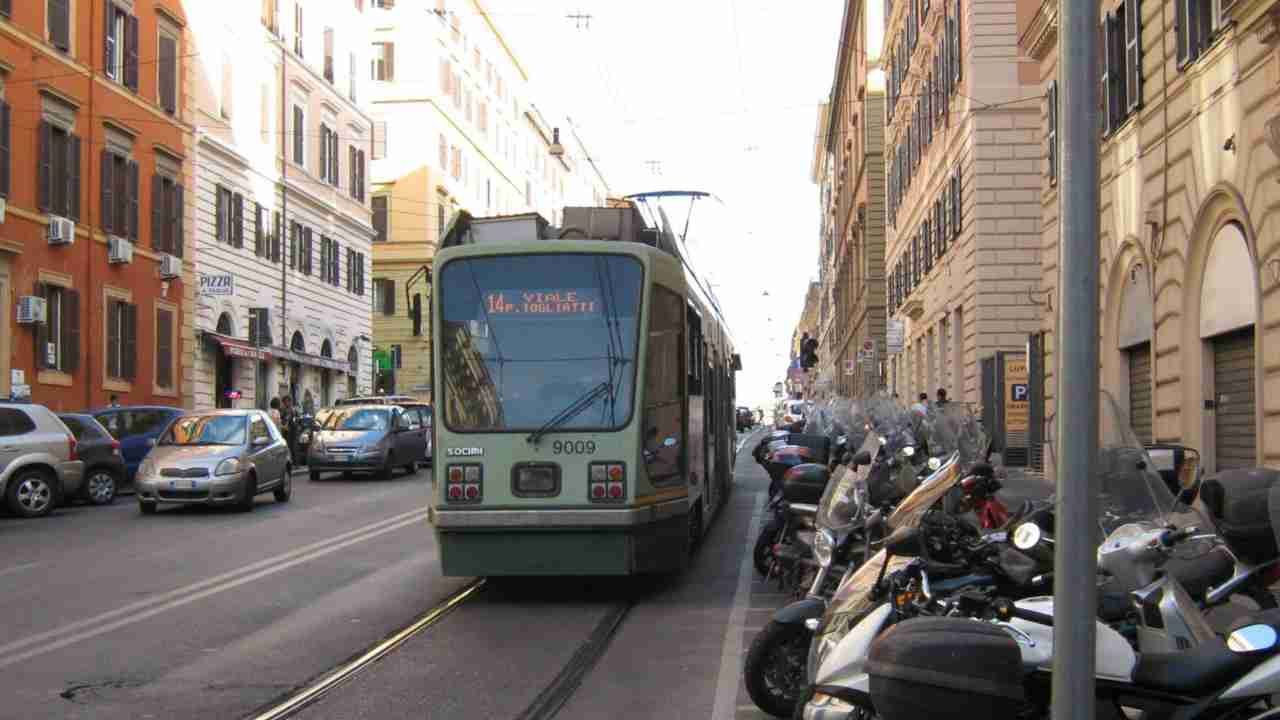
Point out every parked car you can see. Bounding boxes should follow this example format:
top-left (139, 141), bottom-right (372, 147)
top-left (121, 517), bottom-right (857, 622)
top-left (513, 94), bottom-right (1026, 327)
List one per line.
top-left (91, 406), bottom-right (184, 484)
top-left (58, 414), bottom-right (126, 505)
top-left (736, 406), bottom-right (755, 432)
top-left (307, 405), bottom-right (427, 481)
top-left (297, 408), bottom-right (333, 461)
top-left (0, 404), bottom-right (84, 518)
top-left (133, 410), bottom-right (292, 514)
top-left (335, 394), bottom-right (420, 406)
top-left (393, 402), bottom-right (433, 466)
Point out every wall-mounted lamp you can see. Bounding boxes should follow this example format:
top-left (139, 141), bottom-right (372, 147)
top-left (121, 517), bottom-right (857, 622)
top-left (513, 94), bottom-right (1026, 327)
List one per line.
top-left (549, 128), bottom-right (565, 158)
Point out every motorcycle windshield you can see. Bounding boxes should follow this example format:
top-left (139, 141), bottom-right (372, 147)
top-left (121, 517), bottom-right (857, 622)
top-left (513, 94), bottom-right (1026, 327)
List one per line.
top-left (816, 427), bottom-right (882, 531)
top-left (817, 451), bottom-right (964, 638)
top-left (919, 403), bottom-right (986, 468)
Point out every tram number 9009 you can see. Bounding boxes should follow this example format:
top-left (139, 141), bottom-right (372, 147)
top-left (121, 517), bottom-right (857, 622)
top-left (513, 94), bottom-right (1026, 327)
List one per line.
top-left (552, 440), bottom-right (596, 455)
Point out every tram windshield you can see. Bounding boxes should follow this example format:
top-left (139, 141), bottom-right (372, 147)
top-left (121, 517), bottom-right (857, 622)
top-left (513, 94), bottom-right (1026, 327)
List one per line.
top-left (439, 253), bottom-right (644, 432)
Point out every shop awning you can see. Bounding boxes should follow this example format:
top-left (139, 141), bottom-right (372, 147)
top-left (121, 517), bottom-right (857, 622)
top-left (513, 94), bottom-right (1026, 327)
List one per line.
top-left (276, 347), bottom-right (352, 373)
top-left (207, 332), bottom-right (273, 361)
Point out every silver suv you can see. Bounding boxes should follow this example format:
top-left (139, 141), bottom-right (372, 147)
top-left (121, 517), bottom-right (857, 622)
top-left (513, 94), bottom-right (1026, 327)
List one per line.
top-left (0, 404), bottom-right (85, 518)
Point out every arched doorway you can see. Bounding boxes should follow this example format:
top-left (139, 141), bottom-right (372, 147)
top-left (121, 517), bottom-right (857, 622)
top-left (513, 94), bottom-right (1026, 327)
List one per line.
top-left (320, 339), bottom-right (333, 407)
top-left (1117, 263), bottom-right (1154, 444)
top-left (290, 331), bottom-right (306, 404)
top-left (1200, 222), bottom-right (1258, 471)
top-left (215, 313), bottom-right (234, 408)
top-left (347, 345), bottom-right (359, 398)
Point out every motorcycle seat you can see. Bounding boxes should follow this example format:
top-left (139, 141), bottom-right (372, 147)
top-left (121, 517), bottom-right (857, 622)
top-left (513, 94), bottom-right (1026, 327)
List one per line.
top-left (1132, 609), bottom-right (1280, 695)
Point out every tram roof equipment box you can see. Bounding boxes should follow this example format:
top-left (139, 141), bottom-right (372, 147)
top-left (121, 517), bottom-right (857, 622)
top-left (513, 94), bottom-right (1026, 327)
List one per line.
top-left (442, 206), bottom-right (672, 253)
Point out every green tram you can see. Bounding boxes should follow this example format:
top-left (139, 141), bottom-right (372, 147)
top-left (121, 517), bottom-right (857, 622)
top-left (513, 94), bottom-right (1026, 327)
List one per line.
top-left (429, 193), bottom-right (741, 576)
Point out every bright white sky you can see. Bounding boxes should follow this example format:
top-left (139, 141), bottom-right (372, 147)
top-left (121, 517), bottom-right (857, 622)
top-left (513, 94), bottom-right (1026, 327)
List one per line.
top-left (483, 0), bottom-right (843, 411)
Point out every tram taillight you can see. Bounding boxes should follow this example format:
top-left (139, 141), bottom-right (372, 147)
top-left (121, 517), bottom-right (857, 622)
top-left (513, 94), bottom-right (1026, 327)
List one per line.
top-left (446, 464), bottom-right (482, 503)
top-left (589, 463), bottom-right (626, 503)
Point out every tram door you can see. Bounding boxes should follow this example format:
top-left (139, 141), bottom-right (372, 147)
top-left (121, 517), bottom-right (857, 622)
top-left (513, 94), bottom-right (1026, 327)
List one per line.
top-left (687, 305), bottom-right (706, 502)
top-left (703, 348), bottom-right (717, 513)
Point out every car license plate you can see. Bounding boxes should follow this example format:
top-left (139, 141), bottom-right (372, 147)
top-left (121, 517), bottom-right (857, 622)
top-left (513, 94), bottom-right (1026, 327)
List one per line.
top-left (189, 480), bottom-right (200, 489)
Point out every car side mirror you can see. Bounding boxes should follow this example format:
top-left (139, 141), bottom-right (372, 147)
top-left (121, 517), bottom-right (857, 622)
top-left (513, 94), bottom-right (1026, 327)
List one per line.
top-left (850, 450), bottom-right (872, 467)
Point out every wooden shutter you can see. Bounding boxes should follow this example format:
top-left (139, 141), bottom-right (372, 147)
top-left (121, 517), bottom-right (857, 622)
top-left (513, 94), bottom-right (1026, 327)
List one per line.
top-left (172, 183), bottom-right (184, 256)
top-left (319, 125), bottom-right (329, 180)
top-left (107, 300), bottom-right (121, 378)
top-left (348, 146), bottom-right (356, 195)
top-left (215, 187), bottom-right (225, 243)
top-left (67, 133), bottom-right (81, 219)
top-left (122, 302), bottom-right (136, 380)
top-left (38, 122), bottom-right (51, 211)
top-left (50, 0), bottom-right (70, 50)
top-left (157, 308), bottom-right (173, 388)
top-left (151, 174), bottom-right (162, 249)
top-left (303, 227), bottom-right (313, 274)
top-left (104, 1), bottom-right (115, 73)
top-left (100, 150), bottom-right (115, 233)
top-left (384, 279), bottom-right (395, 315)
top-left (293, 106), bottom-right (304, 163)
top-left (1047, 80), bottom-right (1058, 181)
top-left (0, 0), bottom-right (10, 16)
top-left (34, 283), bottom-right (48, 370)
top-left (159, 35), bottom-right (177, 113)
top-left (1213, 327), bottom-right (1257, 470)
top-left (0, 102), bottom-right (8, 198)
top-left (1124, 0), bottom-right (1141, 113)
top-left (125, 13), bottom-right (139, 91)
top-left (233, 193), bottom-right (244, 248)
top-left (1176, 0), bottom-right (1190, 66)
top-left (357, 150), bottom-right (366, 200)
top-left (271, 211), bottom-right (281, 262)
top-left (63, 289), bottom-right (80, 373)
top-left (254, 203), bottom-right (264, 256)
top-left (127, 160), bottom-right (139, 240)
top-left (330, 132), bottom-right (339, 186)
top-left (289, 222), bottom-right (298, 269)
top-left (1128, 343), bottom-right (1153, 445)
top-left (386, 43), bottom-right (395, 82)
top-left (952, 0), bottom-right (962, 83)
top-left (372, 196), bottom-right (387, 241)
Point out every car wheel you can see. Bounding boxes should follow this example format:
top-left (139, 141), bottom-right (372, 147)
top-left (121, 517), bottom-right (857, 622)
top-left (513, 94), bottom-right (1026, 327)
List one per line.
top-left (274, 467), bottom-right (292, 503)
top-left (403, 460), bottom-right (417, 475)
top-left (138, 499), bottom-right (157, 515)
top-left (237, 473), bottom-right (257, 512)
top-left (309, 470), bottom-right (321, 482)
top-left (83, 468), bottom-right (118, 506)
top-left (379, 455), bottom-right (394, 481)
top-left (7, 470), bottom-right (57, 518)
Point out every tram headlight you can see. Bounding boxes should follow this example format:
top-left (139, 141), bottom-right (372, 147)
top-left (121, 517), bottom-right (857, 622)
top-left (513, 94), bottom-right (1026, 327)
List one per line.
top-left (813, 529), bottom-right (836, 568)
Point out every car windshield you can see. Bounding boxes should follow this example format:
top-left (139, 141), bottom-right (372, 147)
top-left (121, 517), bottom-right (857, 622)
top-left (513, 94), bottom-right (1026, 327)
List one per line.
top-left (324, 408), bottom-right (391, 431)
top-left (161, 415), bottom-right (246, 446)
top-left (439, 253), bottom-right (643, 432)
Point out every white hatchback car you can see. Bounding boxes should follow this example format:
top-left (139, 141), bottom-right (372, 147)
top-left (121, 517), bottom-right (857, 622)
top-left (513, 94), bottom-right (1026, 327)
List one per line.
top-left (0, 404), bottom-right (85, 518)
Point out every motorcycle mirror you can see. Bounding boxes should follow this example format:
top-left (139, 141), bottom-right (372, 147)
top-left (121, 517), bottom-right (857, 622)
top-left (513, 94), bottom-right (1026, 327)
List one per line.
top-left (850, 450), bottom-right (872, 467)
top-left (1228, 624), bottom-right (1278, 653)
top-left (884, 527), bottom-right (922, 558)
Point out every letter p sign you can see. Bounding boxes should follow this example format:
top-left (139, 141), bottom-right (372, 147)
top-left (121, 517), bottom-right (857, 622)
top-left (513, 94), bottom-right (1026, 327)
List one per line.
top-left (1012, 383), bottom-right (1029, 402)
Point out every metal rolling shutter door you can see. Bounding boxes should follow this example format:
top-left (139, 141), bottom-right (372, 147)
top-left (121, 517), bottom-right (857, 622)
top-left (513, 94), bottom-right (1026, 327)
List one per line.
top-left (1213, 327), bottom-right (1257, 471)
top-left (1127, 343), bottom-right (1152, 445)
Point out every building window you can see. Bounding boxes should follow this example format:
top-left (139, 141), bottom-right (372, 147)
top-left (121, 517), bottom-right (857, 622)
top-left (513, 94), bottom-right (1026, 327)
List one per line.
top-left (372, 196), bottom-right (388, 242)
top-left (349, 146), bottom-right (366, 201)
top-left (1102, 0), bottom-right (1141, 135)
top-left (100, 149), bottom-right (139, 240)
top-left (1046, 80), bottom-right (1058, 184)
top-left (38, 121), bottom-right (81, 220)
top-left (374, 278), bottom-right (394, 315)
top-left (215, 185), bottom-right (244, 247)
top-left (289, 221), bottom-right (300, 269)
top-left (293, 2), bottom-right (304, 57)
top-left (346, 249), bottom-right (366, 294)
top-left (157, 29), bottom-right (178, 115)
top-left (324, 27), bottom-right (335, 83)
top-left (319, 236), bottom-right (341, 286)
top-left (319, 124), bottom-right (339, 185)
top-left (156, 306), bottom-right (175, 390)
top-left (47, 0), bottom-right (71, 51)
top-left (372, 42), bottom-right (394, 81)
top-left (1177, 0), bottom-right (1223, 68)
top-left (292, 105), bottom-right (305, 166)
top-left (105, 297), bottom-right (136, 381)
top-left (104, 3), bottom-right (138, 91)
top-left (254, 202), bottom-right (267, 257)
top-left (300, 227), bottom-right (313, 275)
top-left (151, 174), bottom-right (184, 256)
top-left (35, 282), bottom-right (79, 373)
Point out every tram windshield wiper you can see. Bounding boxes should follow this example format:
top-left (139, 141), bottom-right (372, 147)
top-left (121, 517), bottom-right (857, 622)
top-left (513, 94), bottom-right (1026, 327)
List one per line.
top-left (526, 381), bottom-right (612, 446)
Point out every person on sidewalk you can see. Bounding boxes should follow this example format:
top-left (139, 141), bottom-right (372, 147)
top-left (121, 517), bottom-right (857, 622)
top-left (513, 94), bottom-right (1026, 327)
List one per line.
top-left (935, 388), bottom-right (949, 406)
top-left (269, 397), bottom-right (284, 430)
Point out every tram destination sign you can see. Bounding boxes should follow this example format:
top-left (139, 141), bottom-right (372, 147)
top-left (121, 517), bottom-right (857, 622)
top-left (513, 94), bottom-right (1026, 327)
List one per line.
top-left (485, 288), bottom-right (601, 316)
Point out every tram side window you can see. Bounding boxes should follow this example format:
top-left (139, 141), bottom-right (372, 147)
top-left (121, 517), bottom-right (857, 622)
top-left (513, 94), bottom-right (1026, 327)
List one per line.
top-left (644, 286), bottom-right (685, 483)
top-left (687, 306), bottom-right (703, 396)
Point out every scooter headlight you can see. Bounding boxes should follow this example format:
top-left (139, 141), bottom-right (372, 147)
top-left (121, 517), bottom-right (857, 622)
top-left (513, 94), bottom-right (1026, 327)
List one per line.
top-left (813, 529), bottom-right (836, 568)
top-left (902, 446), bottom-right (915, 458)
top-left (927, 456), bottom-right (942, 471)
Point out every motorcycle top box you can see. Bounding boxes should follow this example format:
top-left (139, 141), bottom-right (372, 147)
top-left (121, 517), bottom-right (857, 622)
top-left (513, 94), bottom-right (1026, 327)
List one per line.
top-left (867, 617), bottom-right (1026, 720)
top-left (1200, 467), bottom-right (1280, 564)
top-left (781, 463), bottom-right (829, 505)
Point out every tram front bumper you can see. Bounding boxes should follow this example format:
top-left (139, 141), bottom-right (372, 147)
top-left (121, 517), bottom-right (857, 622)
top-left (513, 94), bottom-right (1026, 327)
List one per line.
top-left (431, 499), bottom-right (689, 576)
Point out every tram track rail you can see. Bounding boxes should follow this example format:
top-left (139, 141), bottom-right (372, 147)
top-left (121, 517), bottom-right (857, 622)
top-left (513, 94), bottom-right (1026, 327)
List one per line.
top-left (244, 579), bottom-right (636, 720)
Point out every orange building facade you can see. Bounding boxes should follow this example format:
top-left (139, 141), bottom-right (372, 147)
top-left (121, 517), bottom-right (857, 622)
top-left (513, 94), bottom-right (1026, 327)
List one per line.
top-left (0, 0), bottom-right (193, 412)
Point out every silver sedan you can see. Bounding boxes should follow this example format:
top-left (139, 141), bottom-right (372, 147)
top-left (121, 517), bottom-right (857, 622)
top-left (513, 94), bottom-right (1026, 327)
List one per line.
top-left (133, 409), bottom-right (293, 514)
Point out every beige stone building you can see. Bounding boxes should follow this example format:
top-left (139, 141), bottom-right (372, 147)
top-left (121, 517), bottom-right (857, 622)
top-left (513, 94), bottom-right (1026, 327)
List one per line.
top-left (815, 0), bottom-right (888, 400)
top-left (1022, 0), bottom-right (1280, 472)
top-left (883, 0), bottom-right (1046, 412)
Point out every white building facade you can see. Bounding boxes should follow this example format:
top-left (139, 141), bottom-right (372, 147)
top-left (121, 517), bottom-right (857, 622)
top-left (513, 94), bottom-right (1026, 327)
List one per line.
top-left (188, 0), bottom-right (375, 411)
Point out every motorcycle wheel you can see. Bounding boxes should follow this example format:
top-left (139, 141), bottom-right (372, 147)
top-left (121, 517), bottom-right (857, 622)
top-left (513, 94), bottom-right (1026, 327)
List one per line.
top-left (744, 620), bottom-right (811, 718)
top-left (754, 521), bottom-right (780, 577)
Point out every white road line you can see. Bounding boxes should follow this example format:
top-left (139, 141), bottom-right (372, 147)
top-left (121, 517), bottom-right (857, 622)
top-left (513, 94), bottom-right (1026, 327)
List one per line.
top-left (711, 491), bottom-right (764, 720)
top-left (0, 562), bottom-right (40, 578)
top-left (0, 512), bottom-right (426, 671)
top-left (0, 507), bottom-right (428, 664)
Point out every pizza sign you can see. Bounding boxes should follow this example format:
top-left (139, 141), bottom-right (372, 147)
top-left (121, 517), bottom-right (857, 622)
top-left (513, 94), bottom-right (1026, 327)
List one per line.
top-left (485, 289), bottom-right (600, 316)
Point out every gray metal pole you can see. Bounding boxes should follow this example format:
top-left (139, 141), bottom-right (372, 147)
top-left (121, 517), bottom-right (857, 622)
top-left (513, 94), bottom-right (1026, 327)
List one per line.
top-left (1052, 0), bottom-right (1101, 717)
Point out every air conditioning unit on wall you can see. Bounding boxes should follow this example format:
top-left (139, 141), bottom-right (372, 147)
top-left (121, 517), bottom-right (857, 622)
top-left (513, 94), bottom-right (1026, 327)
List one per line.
top-left (108, 236), bottom-right (134, 264)
top-left (16, 296), bottom-right (47, 325)
top-left (47, 216), bottom-right (75, 245)
top-left (159, 254), bottom-right (182, 279)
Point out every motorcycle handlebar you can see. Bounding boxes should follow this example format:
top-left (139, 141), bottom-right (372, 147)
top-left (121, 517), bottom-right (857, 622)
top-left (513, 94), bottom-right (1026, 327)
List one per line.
top-left (1160, 526), bottom-right (1198, 547)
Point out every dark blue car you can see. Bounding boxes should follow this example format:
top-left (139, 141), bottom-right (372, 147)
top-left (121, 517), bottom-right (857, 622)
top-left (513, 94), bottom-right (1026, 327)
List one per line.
top-left (90, 406), bottom-right (184, 483)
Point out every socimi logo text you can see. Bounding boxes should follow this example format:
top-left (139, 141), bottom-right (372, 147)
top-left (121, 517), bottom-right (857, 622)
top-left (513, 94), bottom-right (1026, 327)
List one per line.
top-left (446, 447), bottom-right (484, 457)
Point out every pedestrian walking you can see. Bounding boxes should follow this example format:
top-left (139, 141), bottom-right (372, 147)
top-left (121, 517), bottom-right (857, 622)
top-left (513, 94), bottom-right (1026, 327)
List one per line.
top-left (280, 396), bottom-right (298, 461)
top-left (269, 397), bottom-right (284, 430)
top-left (911, 393), bottom-right (929, 416)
